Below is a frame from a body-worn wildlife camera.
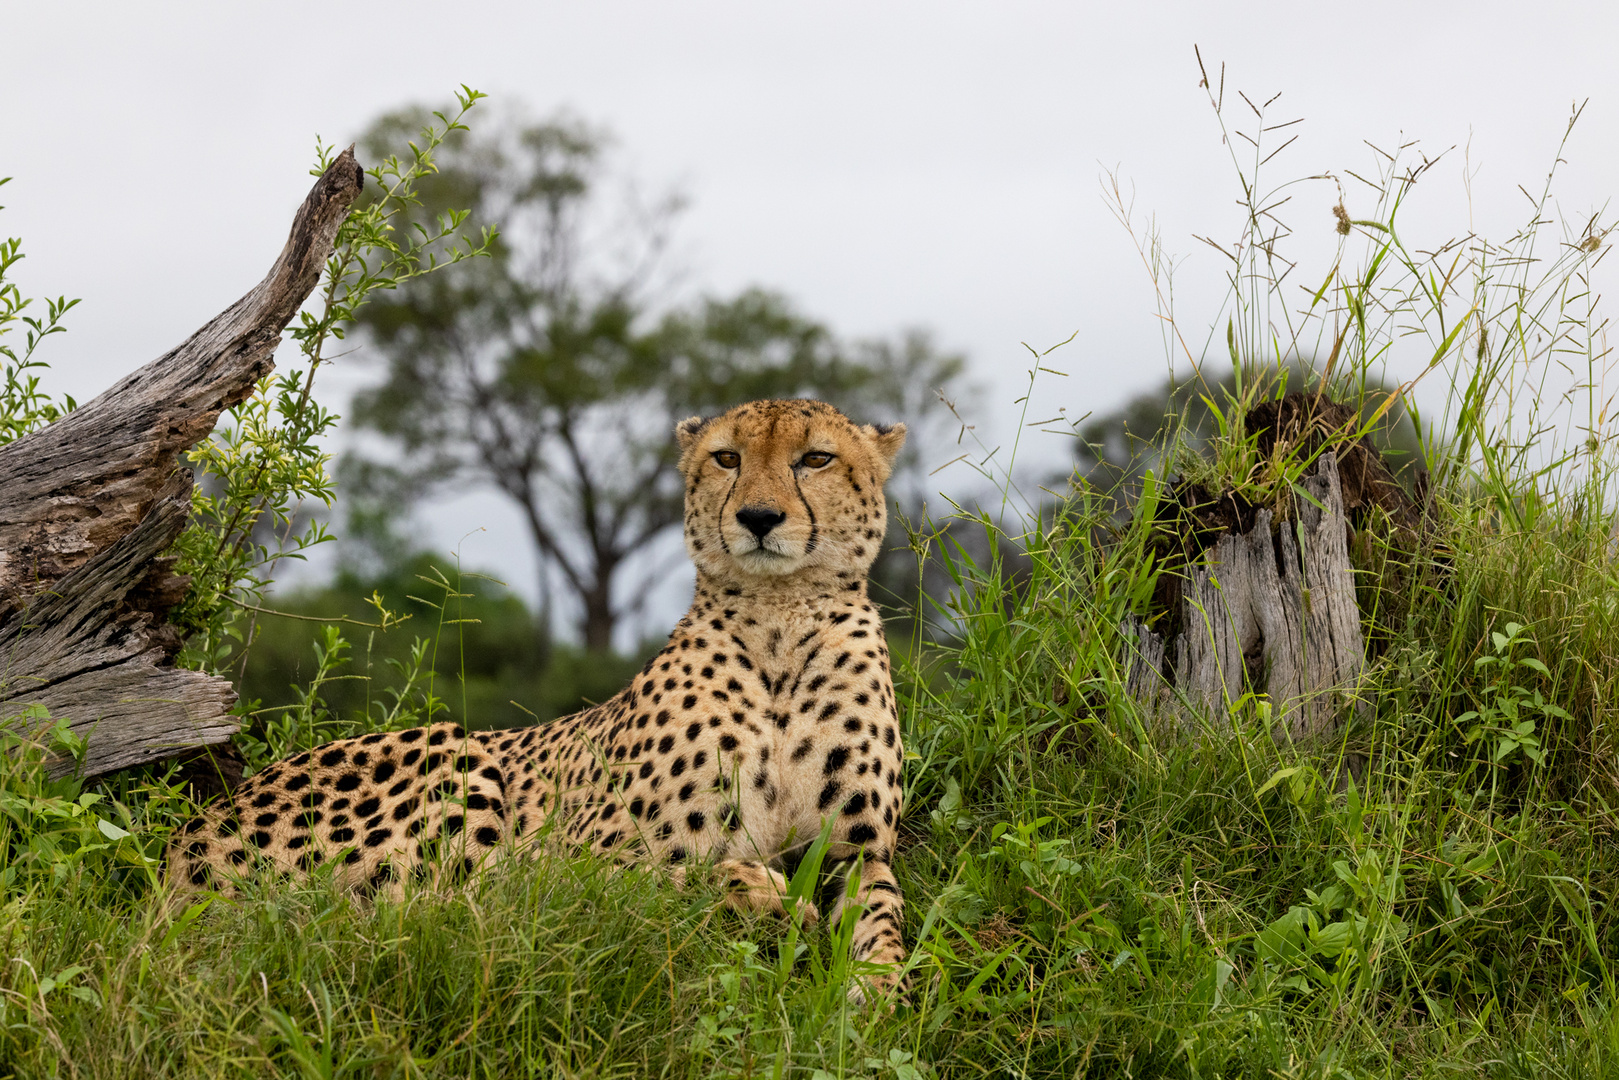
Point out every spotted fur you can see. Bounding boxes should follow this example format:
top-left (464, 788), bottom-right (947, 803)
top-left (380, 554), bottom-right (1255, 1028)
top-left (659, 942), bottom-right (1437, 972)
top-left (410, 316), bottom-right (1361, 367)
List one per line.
top-left (168, 399), bottom-right (909, 998)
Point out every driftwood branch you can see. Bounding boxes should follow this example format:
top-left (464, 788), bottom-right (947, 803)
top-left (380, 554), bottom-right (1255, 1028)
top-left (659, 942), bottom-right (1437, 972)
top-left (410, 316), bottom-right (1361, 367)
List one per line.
top-left (1125, 451), bottom-right (1366, 738)
top-left (0, 150), bottom-right (364, 778)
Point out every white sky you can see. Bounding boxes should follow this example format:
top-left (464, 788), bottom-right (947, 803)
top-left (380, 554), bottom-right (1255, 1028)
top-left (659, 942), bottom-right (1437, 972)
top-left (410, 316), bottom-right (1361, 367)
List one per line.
top-left (5, 1), bottom-right (1617, 642)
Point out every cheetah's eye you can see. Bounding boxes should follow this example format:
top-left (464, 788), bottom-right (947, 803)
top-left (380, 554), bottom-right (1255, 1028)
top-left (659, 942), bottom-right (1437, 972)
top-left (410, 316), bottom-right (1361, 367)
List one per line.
top-left (713, 450), bottom-right (741, 469)
top-left (800, 451), bottom-right (834, 469)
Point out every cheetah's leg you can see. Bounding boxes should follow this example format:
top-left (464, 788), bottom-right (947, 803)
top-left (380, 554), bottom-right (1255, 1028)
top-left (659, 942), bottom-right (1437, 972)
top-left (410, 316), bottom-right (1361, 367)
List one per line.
top-left (670, 859), bottom-right (820, 925)
top-left (826, 857), bottom-right (906, 1002)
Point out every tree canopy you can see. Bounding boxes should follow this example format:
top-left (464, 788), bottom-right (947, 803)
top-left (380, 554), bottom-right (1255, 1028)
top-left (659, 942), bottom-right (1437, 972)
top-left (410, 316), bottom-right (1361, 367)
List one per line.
top-left (345, 106), bottom-right (965, 651)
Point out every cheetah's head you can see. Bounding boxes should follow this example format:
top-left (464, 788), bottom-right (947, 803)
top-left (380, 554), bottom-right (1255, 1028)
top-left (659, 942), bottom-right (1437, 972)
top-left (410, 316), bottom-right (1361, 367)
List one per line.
top-left (675, 399), bottom-right (906, 583)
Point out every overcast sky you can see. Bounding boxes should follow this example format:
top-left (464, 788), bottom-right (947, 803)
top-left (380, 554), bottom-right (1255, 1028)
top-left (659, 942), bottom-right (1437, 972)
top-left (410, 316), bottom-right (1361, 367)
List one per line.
top-left (5, 1), bottom-right (1616, 640)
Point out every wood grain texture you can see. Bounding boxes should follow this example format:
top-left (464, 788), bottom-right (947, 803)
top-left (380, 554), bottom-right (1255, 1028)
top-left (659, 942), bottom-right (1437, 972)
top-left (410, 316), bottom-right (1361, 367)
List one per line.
top-left (0, 150), bottom-right (363, 778)
top-left (1123, 452), bottom-right (1366, 738)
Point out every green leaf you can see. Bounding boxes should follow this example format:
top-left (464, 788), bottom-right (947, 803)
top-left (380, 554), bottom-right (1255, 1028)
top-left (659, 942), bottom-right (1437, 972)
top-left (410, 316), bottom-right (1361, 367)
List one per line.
top-left (96, 818), bottom-right (130, 841)
top-left (1256, 765), bottom-right (1306, 798)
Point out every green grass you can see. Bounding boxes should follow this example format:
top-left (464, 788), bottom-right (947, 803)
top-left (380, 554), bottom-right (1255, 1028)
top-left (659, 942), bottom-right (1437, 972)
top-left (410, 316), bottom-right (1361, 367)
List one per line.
top-left (7, 661), bottom-right (1619, 1077)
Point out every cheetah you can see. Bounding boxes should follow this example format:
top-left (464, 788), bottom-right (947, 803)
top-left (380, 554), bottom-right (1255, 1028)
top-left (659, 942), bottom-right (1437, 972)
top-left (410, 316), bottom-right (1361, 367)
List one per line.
top-left (168, 398), bottom-right (910, 997)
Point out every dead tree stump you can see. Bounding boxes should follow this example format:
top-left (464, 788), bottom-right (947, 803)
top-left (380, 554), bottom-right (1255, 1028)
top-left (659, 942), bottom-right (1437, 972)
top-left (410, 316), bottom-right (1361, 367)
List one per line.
top-left (0, 150), bottom-right (364, 779)
top-left (1124, 451), bottom-right (1366, 738)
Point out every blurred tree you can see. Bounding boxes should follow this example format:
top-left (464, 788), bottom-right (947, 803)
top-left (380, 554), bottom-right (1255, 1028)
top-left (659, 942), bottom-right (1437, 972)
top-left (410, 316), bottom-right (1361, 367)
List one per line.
top-left (240, 552), bottom-right (647, 733)
top-left (345, 106), bottom-right (966, 652)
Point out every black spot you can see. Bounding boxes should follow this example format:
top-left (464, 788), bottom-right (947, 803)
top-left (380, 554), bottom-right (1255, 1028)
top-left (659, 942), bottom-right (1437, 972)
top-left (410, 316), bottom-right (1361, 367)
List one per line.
top-left (330, 828), bottom-right (356, 844)
top-left (399, 728), bottom-right (424, 743)
top-left (692, 751), bottom-right (708, 769)
top-left (686, 722), bottom-right (702, 741)
top-left (658, 735), bottom-right (676, 754)
top-left (285, 773), bottom-right (310, 793)
top-left (429, 730), bottom-right (447, 746)
top-left (818, 781), bottom-right (843, 810)
top-left (629, 797), bottom-right (645, 818)
top-left (475, 826), bottom-right (500, 847)
top-left (401, 748), bottom-right (422, 768)
top-left (252, 790), bottom-right (277, 809)
top-left (667, 845), bottom-right (687, 863)
top-left (682, 694), bottom-right (698, 709)
top-left (670, 757), bottom-right (687, 777)
top-left (455, 755), bottom-right (478, 773)
top-left (361, 733), bottom-right (386, 746)
top-left (254, 812), bottom-right (278, 828)
top-left (848, 823), bottom-right (879, 845)
top-left (393, 798), bottom-right (420, 822)
top-left (465, 792), bottom-right (489, 811)
top-left (319, 748), bottom-right (346, 768)
top-left (445, 815), bottom-right (465, 835)
top-left (335, 773), bottom-right (362, 793)
top-left (843, 792), bottom-right (868, 816)
top-left (599, 830), bottom-right (621, 848)
top-left (687, 811), bottom-right (706, 832)
top-left (228, 848), bottom-right (249, 866)
top-left (373, 761), bottom-right (397, 784)
top-left (721, 804), bottom-right (742, 832)
top-left (823, 747), bottom-right (849, 774)
top-left (344, 849), bottom-right (364, 866)
top-left (791, 739), bottom-right (813, 762)
top-left (679, 782), bottom-right (696, 802)
top-left (387, 778), bottom-right (410, 798)
top-left (354, 797), bottom-right (381, 818)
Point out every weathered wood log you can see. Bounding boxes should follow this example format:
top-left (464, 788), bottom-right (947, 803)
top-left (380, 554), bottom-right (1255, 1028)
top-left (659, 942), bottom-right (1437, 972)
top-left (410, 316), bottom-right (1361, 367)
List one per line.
top-left (0, 150), bottom-right (364, 778)
top-left (1124, 451), bottom-right (1365, 738)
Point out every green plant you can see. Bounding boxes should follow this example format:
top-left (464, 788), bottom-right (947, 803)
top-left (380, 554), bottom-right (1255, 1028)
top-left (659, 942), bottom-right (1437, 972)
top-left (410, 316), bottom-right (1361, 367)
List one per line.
top-left (1454, 621), bottom-right (1567, 782)
top-left (0, 175), bottom-right (78, 446)
top-left (171, 88), bottom-right (495, 679)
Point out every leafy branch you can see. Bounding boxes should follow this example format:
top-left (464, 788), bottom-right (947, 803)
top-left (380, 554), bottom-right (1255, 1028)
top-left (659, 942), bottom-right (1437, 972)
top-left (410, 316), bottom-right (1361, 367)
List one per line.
top-left (170, 87), bottom-right (497, 679)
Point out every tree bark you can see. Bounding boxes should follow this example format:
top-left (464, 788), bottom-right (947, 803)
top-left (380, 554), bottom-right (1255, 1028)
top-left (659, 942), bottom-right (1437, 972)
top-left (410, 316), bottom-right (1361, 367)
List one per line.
top-left (0, 150), bottom-right (364, 779)
top-left (1124, 451), bottom-right (1366, 738)
top-left (581, 573), bottom-right (616, 653)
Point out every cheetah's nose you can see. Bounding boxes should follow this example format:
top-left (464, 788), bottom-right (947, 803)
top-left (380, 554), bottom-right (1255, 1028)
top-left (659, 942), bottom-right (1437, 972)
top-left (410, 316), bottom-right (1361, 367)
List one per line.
top-left (736, 506), bottom-right (786, 538)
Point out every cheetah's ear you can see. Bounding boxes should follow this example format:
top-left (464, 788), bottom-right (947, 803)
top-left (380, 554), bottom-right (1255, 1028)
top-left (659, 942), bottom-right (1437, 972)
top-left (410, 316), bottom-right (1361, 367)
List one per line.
top-left (676, 415), bottom-right (710, 452)
top-left (866, 422), bottom-right (907, 468)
